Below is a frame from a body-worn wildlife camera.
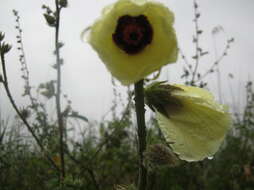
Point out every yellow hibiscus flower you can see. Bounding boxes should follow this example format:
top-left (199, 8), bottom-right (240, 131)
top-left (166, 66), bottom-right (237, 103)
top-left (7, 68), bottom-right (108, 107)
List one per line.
top-left (145, 82), bottom-right (232, 162)
top-left (87, 0), bottom-right (178, 85)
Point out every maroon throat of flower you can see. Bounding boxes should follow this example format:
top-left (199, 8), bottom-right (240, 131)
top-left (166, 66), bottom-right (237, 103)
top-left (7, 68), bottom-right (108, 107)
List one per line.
top-left (112, 15), bottom-right (153, 55)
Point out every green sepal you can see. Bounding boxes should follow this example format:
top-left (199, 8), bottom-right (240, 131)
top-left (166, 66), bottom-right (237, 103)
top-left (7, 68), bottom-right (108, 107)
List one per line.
top-left (144, 81), bottom-right (183, 118)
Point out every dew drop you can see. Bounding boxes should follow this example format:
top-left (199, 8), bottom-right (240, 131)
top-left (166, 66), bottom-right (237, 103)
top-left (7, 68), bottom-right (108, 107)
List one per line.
top-left (207, 156), bottom-right (213, 160)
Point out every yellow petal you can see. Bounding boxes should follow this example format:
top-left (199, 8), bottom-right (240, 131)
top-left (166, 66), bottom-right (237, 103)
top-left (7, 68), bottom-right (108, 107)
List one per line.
top-left (88, 0), bottom-right (178, 85)
top-left (145, 83), bottom-right (232, 161)
top-left (171, 84), bottom-right (225, 112)
top-left (157, 99), bottom-right (231, 161)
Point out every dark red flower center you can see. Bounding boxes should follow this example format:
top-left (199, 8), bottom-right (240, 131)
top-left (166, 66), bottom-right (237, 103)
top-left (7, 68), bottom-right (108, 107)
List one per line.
top-left (113, 15), bottom-right (153, 55)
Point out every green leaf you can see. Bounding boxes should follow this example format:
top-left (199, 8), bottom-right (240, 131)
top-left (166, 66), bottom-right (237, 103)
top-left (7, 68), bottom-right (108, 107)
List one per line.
top-left (66, 112), bottom-right (88, 122)
top-left (43, 14), bottom-right (56, 27)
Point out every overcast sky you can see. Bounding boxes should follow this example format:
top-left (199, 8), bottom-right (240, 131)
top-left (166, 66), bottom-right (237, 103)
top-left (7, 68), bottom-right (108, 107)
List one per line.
top-left (0, 0), bottom-right (254, 121)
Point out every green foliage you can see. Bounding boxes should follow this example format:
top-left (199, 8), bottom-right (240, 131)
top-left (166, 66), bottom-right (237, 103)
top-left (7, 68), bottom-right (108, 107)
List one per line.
top-left (1, 88), bottom-right (254, 190)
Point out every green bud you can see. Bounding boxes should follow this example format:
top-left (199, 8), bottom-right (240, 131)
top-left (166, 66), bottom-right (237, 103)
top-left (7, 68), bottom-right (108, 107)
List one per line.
top-left (0, 32), bottom-right (5, 41)
top-left (59, 0), bottom-right (68, 8)
top-left (145, 144), bottom-right (179, 168)
top-left (12, 9), bottom-right (18, 16)
top-left (42, 5), bottom-right (53, 14)
top-left (0, 43), bottom-right (12, 54)
top-left (20, 109), bottom-right (30, 119)
top-left (43, 14), bottom-right (56, 27)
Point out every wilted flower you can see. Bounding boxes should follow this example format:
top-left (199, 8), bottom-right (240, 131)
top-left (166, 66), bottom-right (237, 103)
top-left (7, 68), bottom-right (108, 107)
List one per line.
top-left (87, 0), bottom-right (178, 85)
top-left (145, 82), bottom-right (232, 162)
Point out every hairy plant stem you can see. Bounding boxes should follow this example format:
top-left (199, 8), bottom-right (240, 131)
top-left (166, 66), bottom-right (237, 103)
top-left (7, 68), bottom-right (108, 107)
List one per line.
top-left (191, 0), bottom-right (200, 84)
top-left (54, 0), bottom-right (65, 181)
top-left (0, 51), bottom-right (60, 172)
top-left (14, 11), bottom-right (40, 114)
top-left (134, 80), bottom-right (147, 190)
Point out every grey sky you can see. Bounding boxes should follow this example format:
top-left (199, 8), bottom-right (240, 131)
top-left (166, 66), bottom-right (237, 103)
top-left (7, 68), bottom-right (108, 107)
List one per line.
top-left (0, 0), bottom-right (254, 120)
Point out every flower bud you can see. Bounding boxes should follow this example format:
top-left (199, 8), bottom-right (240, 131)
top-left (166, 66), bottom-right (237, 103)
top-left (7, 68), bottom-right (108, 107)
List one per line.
top-left (43, 14), bottom-right (56, 27)
top-left (145, 144), bottom-right (179, 167)
top-left (59, 0), bottom-right (68, 8)
top-left (0, 43), bottom-right (12, 54)
top-left (0, 32), bottom-right (5, 41)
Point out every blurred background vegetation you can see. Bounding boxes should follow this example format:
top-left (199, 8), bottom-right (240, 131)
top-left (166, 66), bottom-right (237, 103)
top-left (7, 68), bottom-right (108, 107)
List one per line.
top-left (0, 0), bottom-right (254, 190)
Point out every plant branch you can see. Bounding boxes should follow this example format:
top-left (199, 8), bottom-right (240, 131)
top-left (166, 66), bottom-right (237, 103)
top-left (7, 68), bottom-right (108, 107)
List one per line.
top-left (197, 38), bottom-right (233, 82)
top-left (134, 80), bottom-right (147, 190)
top-left (179, 48), bottom-right (193, 73)
top-left (0, 51), bottom-right (60, 173)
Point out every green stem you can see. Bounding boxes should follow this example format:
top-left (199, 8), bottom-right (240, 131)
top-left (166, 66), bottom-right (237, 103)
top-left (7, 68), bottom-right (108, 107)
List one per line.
top-left (134, 80), bottom-right (147, 190)
top-left (55, 0), bottom-right (65, 180)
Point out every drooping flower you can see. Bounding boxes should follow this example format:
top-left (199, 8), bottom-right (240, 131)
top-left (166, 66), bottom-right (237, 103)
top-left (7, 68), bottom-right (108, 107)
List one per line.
top-left (87, 0), bottom-right (178, 85)
top-left (145, 82), bottom-right (232, 162)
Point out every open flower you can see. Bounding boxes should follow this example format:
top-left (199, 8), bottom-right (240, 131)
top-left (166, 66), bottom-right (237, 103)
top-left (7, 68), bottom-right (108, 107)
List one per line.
top-left (145, 82), bottom-right (232, 162)
top-left (87, 0), bottom-right (178, 85)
